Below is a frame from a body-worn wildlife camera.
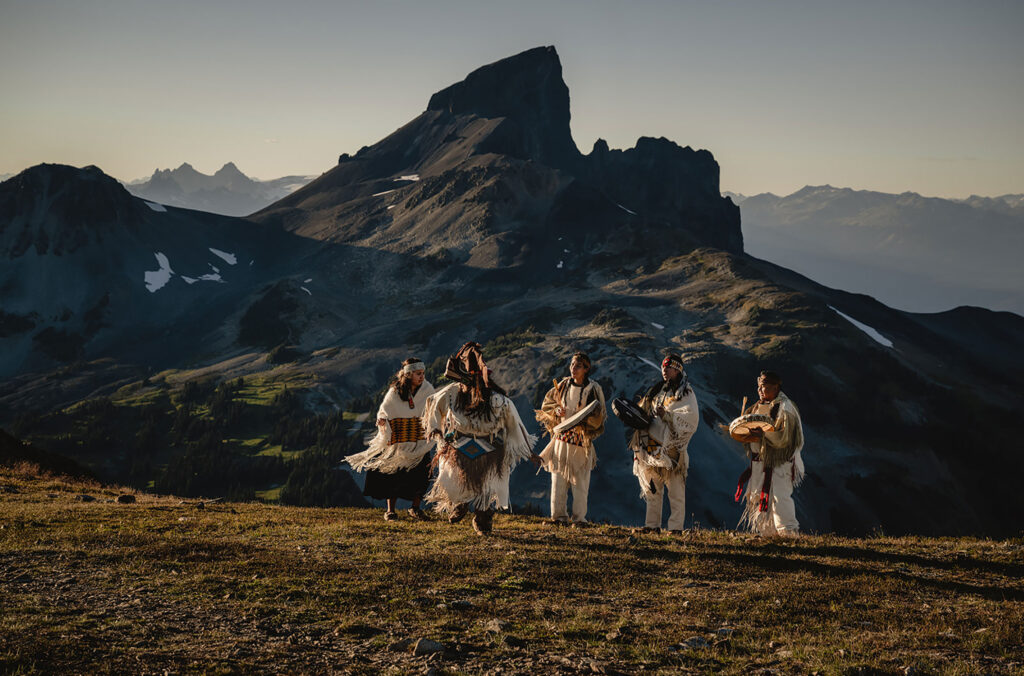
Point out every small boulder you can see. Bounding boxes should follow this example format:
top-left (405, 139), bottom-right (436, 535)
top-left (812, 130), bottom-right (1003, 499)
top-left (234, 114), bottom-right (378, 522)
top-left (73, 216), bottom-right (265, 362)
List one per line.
top-left (413, 638), bottom-right (445, 655)
top-left (116, 494), bottom-right (136, 504)
top-left (74, 494), bottom-right (96, 502)
top-left (676, 636), bottom-right (709, 650)
top-left (484, 619), bottom-right (509, 633)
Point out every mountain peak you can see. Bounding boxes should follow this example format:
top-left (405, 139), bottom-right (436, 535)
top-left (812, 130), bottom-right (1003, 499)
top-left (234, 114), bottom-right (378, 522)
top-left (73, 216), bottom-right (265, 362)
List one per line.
top-left (0, 164), bottom-right (142, 258)
top-left (214, 162), bottom-right (246, 178)
top-left (426, 45), bottom-right (579, 168)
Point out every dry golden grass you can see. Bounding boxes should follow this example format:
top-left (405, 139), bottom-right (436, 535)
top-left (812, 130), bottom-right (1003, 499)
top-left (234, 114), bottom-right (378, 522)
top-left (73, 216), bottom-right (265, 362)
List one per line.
top-left (1, 466), bottom-right (1021, 675)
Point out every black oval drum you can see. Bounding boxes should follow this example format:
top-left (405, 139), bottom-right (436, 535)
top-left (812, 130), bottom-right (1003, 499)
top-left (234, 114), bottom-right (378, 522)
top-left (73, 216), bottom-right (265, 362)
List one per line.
top-left (612, 398), bottom-right (651, 430)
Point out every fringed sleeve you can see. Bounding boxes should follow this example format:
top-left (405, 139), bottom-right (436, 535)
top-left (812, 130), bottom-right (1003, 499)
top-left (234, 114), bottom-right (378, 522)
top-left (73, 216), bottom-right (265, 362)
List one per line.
top-left (421, 384), bottom-right (452, 440)
top-left (582, 383), bottom-right (607, 440)
top-left (763, 394), bottom-right (803, 471)
top-left (534, 383), bottom-right (561, 435)
top-left (500, 396), bottom-right (538, 470)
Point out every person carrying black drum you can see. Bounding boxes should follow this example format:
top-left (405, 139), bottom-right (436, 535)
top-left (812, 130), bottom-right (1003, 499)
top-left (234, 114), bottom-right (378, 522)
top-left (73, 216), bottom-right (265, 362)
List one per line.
top-left (617, 354), bottom-right (699, 534)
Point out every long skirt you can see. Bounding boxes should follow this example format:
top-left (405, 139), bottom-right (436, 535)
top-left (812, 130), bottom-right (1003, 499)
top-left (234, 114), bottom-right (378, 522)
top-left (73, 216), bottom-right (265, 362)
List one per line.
top-left (363, 454), bottom-right (431, 501)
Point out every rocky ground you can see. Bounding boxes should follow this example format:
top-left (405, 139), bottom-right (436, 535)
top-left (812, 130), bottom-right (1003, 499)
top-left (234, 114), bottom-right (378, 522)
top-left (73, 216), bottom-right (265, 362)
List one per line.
top-left (2, 464), bottom-right (1022, 675)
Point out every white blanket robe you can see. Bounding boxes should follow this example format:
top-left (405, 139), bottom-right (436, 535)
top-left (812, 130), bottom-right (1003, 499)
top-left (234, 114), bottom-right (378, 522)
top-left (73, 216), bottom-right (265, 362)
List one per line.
top-left (739, 392), bottom-right (805, 536)
top-left (345, 381), bottom-right (435, 473)
top-left (423, 383), bottom-right (537, 513)
top-left (629, 385), bottom-right (699, 531)
top-left (537, 380), bottom-right (606, 523)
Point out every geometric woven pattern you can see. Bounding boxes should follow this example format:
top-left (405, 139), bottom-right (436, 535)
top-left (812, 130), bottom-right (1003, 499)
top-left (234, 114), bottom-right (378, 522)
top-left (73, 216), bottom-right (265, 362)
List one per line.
top-left (389, 417), bottom-right (424, 444)
top-left (555, 426), bottom-right (588, 448)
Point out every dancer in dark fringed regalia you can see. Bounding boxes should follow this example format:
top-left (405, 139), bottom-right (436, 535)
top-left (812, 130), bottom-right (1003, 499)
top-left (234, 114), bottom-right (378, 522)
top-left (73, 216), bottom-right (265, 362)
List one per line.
top-left (346, 358), bottom-right (435, 521)
top-left (423, 342), bottom-right (538, 535)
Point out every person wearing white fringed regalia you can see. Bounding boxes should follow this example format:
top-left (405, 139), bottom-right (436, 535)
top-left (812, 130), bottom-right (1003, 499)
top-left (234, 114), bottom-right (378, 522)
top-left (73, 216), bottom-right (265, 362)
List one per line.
top-left (734, 370), bottom-right (805, 537)
top-left (345, 357), bottom-right (435, 521)
top-left (422, 342), bottom-right (540, 535)
top-left (629, 354), bottom-right (700, 533)
top-left (535, 352), bottom-right (606, 527)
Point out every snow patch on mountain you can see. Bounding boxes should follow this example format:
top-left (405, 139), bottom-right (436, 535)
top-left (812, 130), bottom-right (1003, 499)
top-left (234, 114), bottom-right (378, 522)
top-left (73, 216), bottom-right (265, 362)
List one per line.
top-left (637, 356), bottom-right (661, 371)
top-left (830, 306), bottom-right (894, 348)
top-left (209, 248), bottom-right (237, 265)
top-left (144, 201), bottom-right (166, 212)
top-left (144, 253), bottom-right (173, 292)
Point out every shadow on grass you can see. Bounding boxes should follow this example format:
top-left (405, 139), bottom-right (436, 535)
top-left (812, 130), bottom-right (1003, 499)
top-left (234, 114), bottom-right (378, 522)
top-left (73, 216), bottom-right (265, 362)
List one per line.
top-left (696, 550), bottom-right (1024, 603)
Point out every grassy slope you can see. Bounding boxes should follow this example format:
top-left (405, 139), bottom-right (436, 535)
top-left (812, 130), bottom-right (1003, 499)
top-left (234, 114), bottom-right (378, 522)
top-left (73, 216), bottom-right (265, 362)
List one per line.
top-left (1, 466), bottom-right (1022, 675)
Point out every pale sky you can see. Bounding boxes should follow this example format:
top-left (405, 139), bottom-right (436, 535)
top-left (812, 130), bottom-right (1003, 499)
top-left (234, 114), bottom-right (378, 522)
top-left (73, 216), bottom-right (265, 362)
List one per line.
top-left (1, 0), bottom-right (1021, 197)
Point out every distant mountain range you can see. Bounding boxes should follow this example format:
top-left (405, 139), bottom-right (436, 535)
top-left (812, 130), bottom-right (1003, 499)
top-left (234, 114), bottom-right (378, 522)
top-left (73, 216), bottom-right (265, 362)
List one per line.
top-left (2, 47), bottom-right (1022, 537)
top-left (125, 162), bottom-right (315, 217)
top-left (732, 187), bottom-right (1024, 315)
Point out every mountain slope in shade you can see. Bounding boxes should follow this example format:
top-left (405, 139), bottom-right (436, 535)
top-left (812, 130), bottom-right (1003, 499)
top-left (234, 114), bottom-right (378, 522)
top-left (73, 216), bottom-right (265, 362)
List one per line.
top-left (127, 162), bottom-right (315, 217)
top-left (0, 163), bottom-right (315, 380)
top-left (740, 185), bottom-right (1024, 315)
top-left (0, 47), bottom-right (1021, 537)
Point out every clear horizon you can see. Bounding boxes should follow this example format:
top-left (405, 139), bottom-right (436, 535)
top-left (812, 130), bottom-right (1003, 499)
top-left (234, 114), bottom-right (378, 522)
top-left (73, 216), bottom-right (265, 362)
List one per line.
top-left (1, 0), bottom-right (1021, 199)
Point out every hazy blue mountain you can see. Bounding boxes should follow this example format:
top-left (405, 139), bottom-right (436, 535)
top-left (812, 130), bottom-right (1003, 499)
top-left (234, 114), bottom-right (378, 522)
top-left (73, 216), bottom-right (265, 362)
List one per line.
top-left (740, 186), bottom-right (1024, 315)
top-left (126, 162), bottom-right (315, 217)
top-left (958, 193), bottom-right (1024, 218)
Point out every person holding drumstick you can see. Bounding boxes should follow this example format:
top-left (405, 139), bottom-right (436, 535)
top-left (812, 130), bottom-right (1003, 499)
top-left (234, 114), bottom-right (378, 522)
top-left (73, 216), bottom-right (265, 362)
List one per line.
top-left (734, 370), bottom-right (805, 537)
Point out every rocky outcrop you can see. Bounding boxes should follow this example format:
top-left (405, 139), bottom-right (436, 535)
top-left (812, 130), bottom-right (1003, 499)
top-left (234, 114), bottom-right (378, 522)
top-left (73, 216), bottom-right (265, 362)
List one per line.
top-left (583, 136), bottom-right (742, 253)
top-left (0, 164), bottom-right (143, 258)
top-left (427, 46), bottom-right (579, 170)
top-left (260, 45), bottom-right (742, 261)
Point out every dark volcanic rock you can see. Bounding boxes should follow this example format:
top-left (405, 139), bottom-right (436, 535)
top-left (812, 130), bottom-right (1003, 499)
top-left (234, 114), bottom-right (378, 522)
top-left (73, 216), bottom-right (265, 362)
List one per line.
top-left (427, 45), bottom-right (579, 170)
top-left (258, 45), bottom-right (741, 265)
top-left (583, 136), bottom-right (742, 253)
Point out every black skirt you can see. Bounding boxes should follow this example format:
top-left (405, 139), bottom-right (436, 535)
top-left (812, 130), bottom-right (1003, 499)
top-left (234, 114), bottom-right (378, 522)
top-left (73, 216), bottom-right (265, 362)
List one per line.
top-left (363, 453), bottom-right (432, 501)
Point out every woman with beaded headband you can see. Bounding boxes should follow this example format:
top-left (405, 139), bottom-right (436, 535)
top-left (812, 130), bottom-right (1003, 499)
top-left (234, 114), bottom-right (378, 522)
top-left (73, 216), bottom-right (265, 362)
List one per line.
top-left (535, 351), bottom-right (607, 526)
top-left (629, 353), bottom-right (700, 534)
top-left (346, 357), bottom-right (435, 521)
top-left (422, 342), bottom-right (540, 535)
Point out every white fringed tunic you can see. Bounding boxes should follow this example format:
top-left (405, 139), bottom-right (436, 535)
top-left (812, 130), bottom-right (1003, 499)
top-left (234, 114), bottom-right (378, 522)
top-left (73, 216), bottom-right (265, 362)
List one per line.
top-left (423, 383), bottom-right (537, 513)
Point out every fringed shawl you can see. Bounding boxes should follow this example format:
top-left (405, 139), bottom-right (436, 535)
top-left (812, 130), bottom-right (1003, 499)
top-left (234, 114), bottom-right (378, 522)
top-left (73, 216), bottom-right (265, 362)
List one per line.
top-left (345, 380), bottom-right (435, 473)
